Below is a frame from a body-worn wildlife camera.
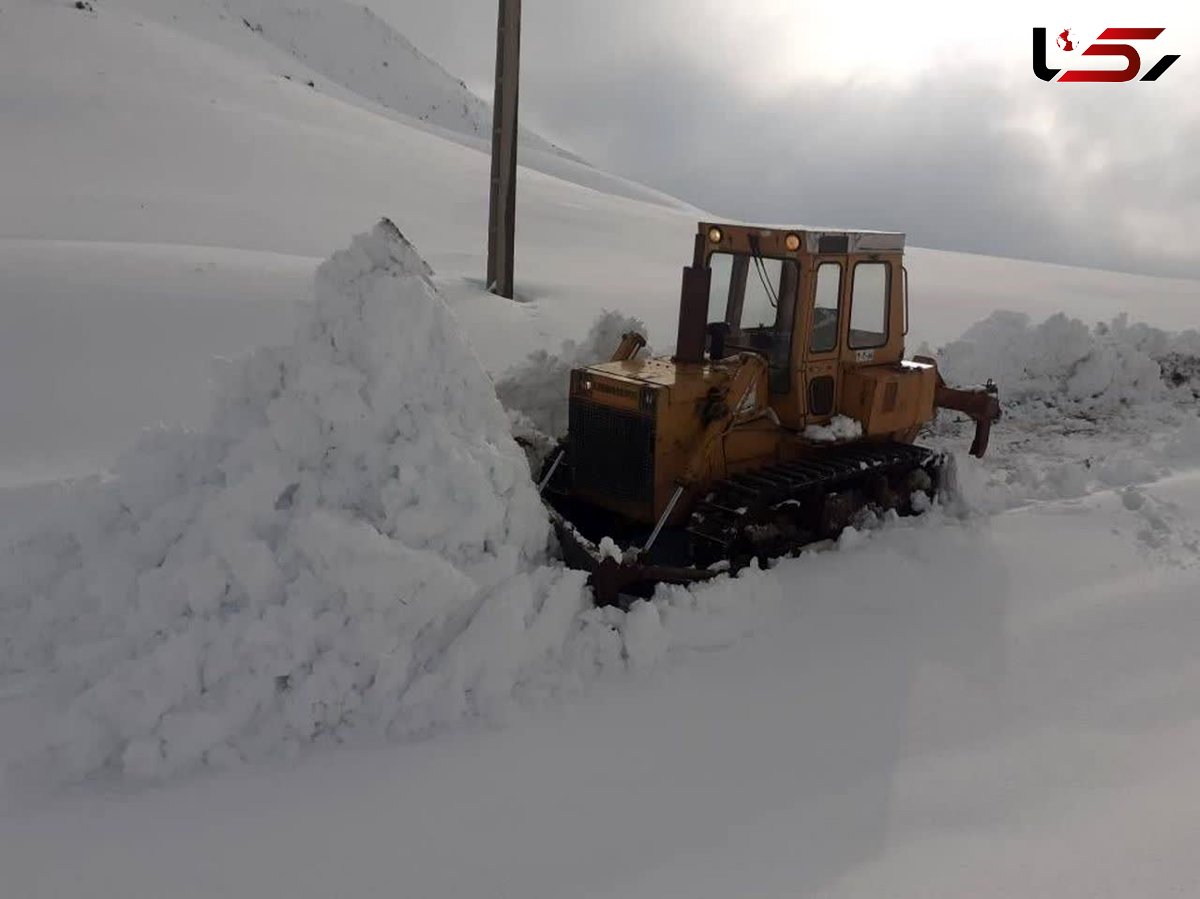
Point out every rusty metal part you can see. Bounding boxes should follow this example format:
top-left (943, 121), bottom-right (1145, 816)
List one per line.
top-left (549, 512), bottom-right (716, 609)
top-left (915, 355), bottom-right (1002, 458)
top-left (937, 384), bottom-right (1001, 457)
top-left (610, 331), bottom-right (647, 362)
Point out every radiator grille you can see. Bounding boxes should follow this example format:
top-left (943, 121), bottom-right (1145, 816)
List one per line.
top-left (569, 399), bottom-right (656, 504)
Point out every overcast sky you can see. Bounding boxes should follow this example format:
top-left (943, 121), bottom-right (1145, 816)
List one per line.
top-left (377, 1), bottom-right (1199, 278)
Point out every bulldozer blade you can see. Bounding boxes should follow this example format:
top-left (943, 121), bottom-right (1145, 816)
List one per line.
top-left (549, 511), bottom-right (716, 609)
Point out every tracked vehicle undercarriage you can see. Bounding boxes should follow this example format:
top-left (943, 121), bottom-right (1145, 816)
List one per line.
top-left (543, 439), bottom-right (947, 607)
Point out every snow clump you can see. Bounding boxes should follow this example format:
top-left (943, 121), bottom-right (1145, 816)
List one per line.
top-left (803, 415), bottom-right (864, 443)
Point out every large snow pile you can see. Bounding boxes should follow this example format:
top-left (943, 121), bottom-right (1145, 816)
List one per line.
top-left (0, 222), bottom-right (600, 779)
top-left (932, 311), bottom-right (1200, 512)
top-left (494, 310), bottom-right (649, 439)
top-left (937, 311), bottom-right (1200, 420)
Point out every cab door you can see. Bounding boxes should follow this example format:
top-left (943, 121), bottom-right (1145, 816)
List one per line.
top-left (799, 257), bottom-right (846, 423)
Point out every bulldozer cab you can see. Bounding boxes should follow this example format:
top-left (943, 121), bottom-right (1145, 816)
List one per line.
top-left (685, 222), bottom-right (908, 430)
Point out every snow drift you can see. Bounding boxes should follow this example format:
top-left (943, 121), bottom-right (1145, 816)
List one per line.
top-left (937, 311), bottom-right (1200, 419)
top-left (932, 310), bottom-right (1200, 512)
top-left (0, 222), bottom-right (599, 778)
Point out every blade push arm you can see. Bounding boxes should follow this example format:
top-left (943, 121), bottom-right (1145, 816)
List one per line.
top-left (936, 383), bottom-right (1001, 457)
top-left (914, 355), bottom-right (1002, 458)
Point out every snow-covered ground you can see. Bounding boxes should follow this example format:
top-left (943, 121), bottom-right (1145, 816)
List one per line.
top-left (4, 472), bottom-right (1199, 898)
top-left (3, 1), bottom-right (1200, 896)
top-left (0, 240), bottom-right (315, 485)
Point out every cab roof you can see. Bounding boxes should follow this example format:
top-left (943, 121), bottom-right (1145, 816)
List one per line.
top-left (698, 220), bottom-right (906, 254)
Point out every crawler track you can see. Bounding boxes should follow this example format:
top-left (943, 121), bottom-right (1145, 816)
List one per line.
top-left (545, 441), bottom-right (946, 608)
top-left (686, 441), bottom-right (943, 568)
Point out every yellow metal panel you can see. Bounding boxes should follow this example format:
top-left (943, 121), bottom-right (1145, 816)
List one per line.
top-left (840, 364), bottom-right (938, 437)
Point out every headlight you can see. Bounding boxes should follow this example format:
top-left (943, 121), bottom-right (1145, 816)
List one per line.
top-left (707, 226), bottom-right (723, 244)
top-left (785, 233), bottom-right (801, 252)
top-left (572, 370), bottom-right (594, 394)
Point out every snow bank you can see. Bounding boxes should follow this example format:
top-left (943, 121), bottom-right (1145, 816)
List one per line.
top-left (936, 311), bottom-right (1196, 419)
top-left (930, 311), bottom-right (1200, 512)
top-left (0, 222), bottom-right (605, 779)
top-left (495, 310), bottom-right (649, 440)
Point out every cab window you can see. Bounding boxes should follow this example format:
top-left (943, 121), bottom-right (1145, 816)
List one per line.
top-left (707, 252), bottom-right (735, 324)
top-left (741, 257), bottom-right (785, 329)
top-left (707, 252), bottom-right (799, 393)
top-left (849, 262), bottom-right (888, 349)
top-left (809, 263), bottom-right (841, 354)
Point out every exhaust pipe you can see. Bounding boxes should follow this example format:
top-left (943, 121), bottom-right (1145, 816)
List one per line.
top-left (674, 264), bottom-right (711, 364)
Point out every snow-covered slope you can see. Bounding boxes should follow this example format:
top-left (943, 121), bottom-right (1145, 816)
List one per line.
top-left (0, 0), bottom-right (687, 257)
top-left (108, 0), bottom-right (578, 160)
top-left (2, 1), bottom-right (1200, 896)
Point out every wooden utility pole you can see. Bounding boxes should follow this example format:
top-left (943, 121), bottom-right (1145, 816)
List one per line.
top-left (487, 0), bottom-right (521, 299)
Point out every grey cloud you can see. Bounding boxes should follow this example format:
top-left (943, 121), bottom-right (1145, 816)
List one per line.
top-left (378, 2), bottom-right (1200, 278)
top-left (527, 53), bottom-right (1198, 277)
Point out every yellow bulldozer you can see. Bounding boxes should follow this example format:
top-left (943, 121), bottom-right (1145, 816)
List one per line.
top-left (540, 221), bottom-right (1001, 605)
